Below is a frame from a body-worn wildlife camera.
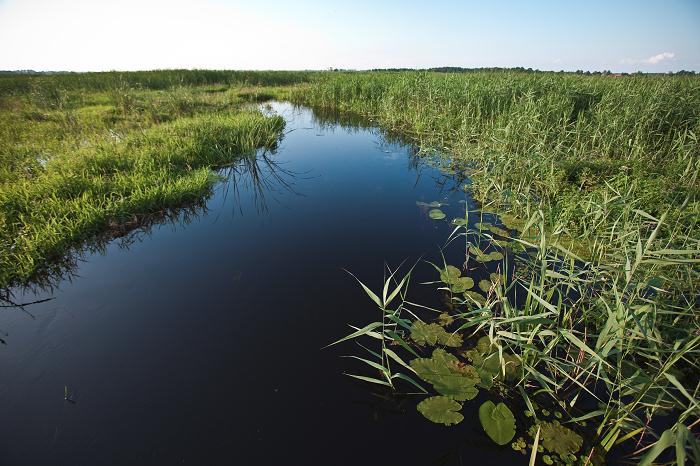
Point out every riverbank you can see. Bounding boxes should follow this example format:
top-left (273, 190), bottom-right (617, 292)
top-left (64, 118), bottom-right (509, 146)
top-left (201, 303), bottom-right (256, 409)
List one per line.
top-left (0, 73), bottom-right (307, 287)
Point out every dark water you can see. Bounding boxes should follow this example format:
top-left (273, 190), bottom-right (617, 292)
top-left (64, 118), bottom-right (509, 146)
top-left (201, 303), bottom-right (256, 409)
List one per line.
top-left (1, 103), bottom-right (519, 465)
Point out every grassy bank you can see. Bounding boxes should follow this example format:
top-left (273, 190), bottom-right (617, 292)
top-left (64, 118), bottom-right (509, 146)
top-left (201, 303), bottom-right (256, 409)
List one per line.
top-left (0, 71), bottom-right (304, 287)
top-left (302, 72), bottom-right (700, 463)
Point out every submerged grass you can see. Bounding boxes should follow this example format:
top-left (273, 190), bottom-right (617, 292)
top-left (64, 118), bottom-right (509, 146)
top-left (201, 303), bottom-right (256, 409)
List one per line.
top-left (307, 72), bottom-right (700, 463)
top-left (0, 72), bottom-right (302, 287)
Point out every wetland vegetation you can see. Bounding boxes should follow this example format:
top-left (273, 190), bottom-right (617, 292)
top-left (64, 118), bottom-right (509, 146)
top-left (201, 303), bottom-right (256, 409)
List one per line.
top-left (1, 70), bottom-right (699, 464)
top-left (302, 71), bottom-right (700, 464)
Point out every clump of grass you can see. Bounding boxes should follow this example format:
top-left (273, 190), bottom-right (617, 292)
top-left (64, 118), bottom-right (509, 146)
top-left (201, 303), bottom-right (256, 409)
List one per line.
top-left (0, 74), bottom-right (291, 288)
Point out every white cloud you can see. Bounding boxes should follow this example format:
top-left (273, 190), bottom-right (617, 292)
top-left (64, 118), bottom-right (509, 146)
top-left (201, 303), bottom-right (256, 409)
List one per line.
top-left (644, 52), bottom-right (675, 64)
top-left (621, 52), bottom-right (676, 66)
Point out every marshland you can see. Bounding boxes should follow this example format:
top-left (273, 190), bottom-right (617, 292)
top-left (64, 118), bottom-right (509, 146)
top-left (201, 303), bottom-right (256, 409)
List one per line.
top-left (1, 68), bottom-right (698, 465)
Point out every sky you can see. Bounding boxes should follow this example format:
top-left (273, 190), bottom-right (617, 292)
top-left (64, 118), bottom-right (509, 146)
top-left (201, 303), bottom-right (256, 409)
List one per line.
top-left (0, 0), bottom-right (698, 72)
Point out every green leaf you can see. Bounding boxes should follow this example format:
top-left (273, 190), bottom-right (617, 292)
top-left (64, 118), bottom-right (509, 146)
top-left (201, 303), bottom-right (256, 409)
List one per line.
top-left (488, 225), bottom-right (510, 237)
top-left (433, 377), bottom-right (479, 401)
top-left (417, 396), bottom-right (464, 426)
top-left (440, 265), bottom-right (462, 284)
top-left (451, 276), bottom-right (474, 293)
top-left (639, 428), bottom-right (675, 466)
top-left (416, 201), bottom-right (443, 208)
top-left (410, 348), bottom-right (480, 400)
top-left (479, 279), bottom-right (492, 293)
top-left (410, 321), bottom-right (462, 347)
top-left (325, 321), bottom-right (383, 348)
top-left (343, 373), bottom-right (392, 387)
top-left (463, 291), bottom-right (487, 305)
top-left (429, 209), bottom-right (446, 220)
top-left (538, 421), bottom-right (583, 457)
top-left (438, 312), bottom-right (454, 326)
top-left (479, 401), bottom-right (516, 445)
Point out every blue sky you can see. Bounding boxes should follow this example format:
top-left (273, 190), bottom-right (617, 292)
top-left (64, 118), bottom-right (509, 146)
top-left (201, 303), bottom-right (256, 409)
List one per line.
top-left (0, 0), bottom-right (698, 71)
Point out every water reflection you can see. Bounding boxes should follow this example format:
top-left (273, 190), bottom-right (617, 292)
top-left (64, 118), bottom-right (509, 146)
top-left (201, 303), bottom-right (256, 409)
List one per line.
top-left (1, 146), bottom-right (303, 304)
top-left (218, 149), bottom-right (308, 216)
top-left (0, 101), bottom-right (519, 466)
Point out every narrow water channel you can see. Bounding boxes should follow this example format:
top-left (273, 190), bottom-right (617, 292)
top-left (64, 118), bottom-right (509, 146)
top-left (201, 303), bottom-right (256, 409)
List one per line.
top-left (0, 102), bottom-right (518, 465)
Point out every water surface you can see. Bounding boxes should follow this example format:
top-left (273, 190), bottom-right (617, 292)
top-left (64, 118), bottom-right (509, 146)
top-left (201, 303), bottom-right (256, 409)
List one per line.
top-left (1, 102), bottom-right (517, 465)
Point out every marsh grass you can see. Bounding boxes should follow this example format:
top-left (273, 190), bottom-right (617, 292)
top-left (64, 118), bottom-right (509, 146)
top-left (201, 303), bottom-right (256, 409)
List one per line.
top-left (0, 73), bottom-right (300, 287)
top-left (311, 72), bottom-right (700, 463)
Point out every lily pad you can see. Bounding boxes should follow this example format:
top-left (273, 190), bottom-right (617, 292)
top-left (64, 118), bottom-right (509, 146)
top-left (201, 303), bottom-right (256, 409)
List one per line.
top-left (451, 218), bottom-right (467, 226)
top-left (488, 251), bottom-right (504, 261)
top-left (416, 201), bottom-right (443, 208)
top-left (479, 279), bottom-right (492, 293)
top-left (417, 396), bottom-right (464, 426)
top-left (451, 276), bottom-right (474, 293)
top-left (433, 378), bottom-right (479, 401)
top-left (463, 291), bottom-right (487, 305)
top-left (440, 265), bottom-right (462, 284)
top-left (410, 321), bottom-right (462, 347)
top-left (537, 421), bottom-right (583, 457)
top-left (476, 336), bottom-right (493, 354)
top-left (475, 222), bottom-right (492, 231)
top-left (479, 401), bottom-right (516, 445)
top-left (438, 312), bottom-right (454, 326)
top-left (488, 225), bottom-right (511, 237)
top-left (411, 349), bottom-right (480, 401)
top-left (428, 209), bottom-right (446, 220)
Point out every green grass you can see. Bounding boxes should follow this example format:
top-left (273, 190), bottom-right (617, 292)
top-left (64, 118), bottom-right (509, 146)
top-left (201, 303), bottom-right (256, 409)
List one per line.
top-left (0, 72), bottom-right (302, 287)
top-left (304, 71), bottom-right (700, 463)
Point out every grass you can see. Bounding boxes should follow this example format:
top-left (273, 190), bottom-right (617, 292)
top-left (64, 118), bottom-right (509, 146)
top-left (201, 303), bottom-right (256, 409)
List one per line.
top-left (0, 71), bottom-right (309, 287)
top-left (302, 71), bottom-right (700, 463)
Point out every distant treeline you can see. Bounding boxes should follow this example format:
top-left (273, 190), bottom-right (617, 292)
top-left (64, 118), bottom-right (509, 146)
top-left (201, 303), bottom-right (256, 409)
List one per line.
top-left (365, 66), bottom-right (698, 76)
top-left (0, 69), bottom-right (315, 95)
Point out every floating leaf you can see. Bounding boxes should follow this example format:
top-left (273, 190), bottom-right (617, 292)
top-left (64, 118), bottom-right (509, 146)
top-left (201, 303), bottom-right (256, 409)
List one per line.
top-left (411, 349), bottom-right (480, 401)
top-left (476, 336), bottom-right (492, 354)
top-left (479, 401), bottom-right (516, 445)
top-left (451, 276), bottom-right (474, 293)
top-left (462, 348), bottom-right (484, 366)
top-left (489, 272), bottom-right (502, 284)
top-left (452, 218), bottom-right (467, 226)
top-left (488, 225), bottom-right (510, 237)
top-left (434, 378), bottom-right (479, 401)
top-left (479, 279), bottom-right (492, 293)
top-left (417, 396), bottom-right (464, 426)
top-left (475, 222), bottom-right (492, 231)
top-left (416, 201), bottom-right (443, 208)
top-left (488, 251), bottom-right (504, 261)
top-left (440, 265), bottom-right (462, 283)
top-left (440, 266), bottom-right (474, 293)
top-left (438, 312), bottom-right (454, 326)
top-left (410, 321), bottom-right (462, 347)
top-left (537, 421), bottom-right (583, 457)
top-left (502, 353), bottom-right (521, 381)
top-left (463, 291), bottom-right (487, 305)
top-left (472, 245), bottom-right (505, 262)
top-left (428, 209), bottom-right (446, 220)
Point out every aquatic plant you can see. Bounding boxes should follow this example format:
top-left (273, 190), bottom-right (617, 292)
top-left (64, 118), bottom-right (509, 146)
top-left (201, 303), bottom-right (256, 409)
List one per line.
top-left (417, 396), bottom-right (464, 426)
top-left (410, 322), bottom-right (463, 347)
top-left (479, 401), bottom-right (516, 445)
top-left (428, 208), bottom-right (446, 220)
